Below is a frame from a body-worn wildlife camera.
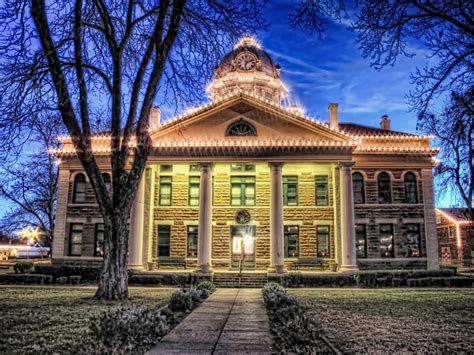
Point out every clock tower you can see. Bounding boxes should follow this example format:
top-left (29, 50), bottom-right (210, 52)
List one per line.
top-left (207, 36), bottom-right (288, 106)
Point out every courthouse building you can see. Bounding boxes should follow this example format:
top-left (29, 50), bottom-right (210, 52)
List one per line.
top-left (51, 37), bottom-right (440, 273)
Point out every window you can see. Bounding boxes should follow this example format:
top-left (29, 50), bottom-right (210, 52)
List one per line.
top-left (283, 176), bottom-right (298, 206)
top-left (316, 225), bottom-right (330, 257)
top-left (187, 226), bottom-right (198, 257)
top-left (284, 226), bottom-right (299, 257)
top-left (406, 224), bottom-right (421, 257)
top-left (73, 173), bottom-right (86, 203)
top-left (189, 164), bottom-right (200, 172)
top-left (69, 223), bottom-right (83, 256)
top-left (352, 173), bottom-right (365, 204)
top-left (226, 120), bottom-right (257, 136)
top-left (158, 225), bottom-right (171, 257)
top-left (102, 173), bottom-right (111, 194)
top-left (380, 224), bottom-right (394, 258)
top-left (94, 223), bottom-right (105, 257)
top-left (404, 172), bottom-right (418, 203)
top-left (231, 176), bottom-right (255, 206)
top-left (189, 176), bottom-right (200, 206)
top-left (377, 172), bottom-right (391, 204)
top-left (230, 164), bottom-right (255, 172)
top-left (355, 224), bottom-right (367, 258)
top-left (315, 176), bottom-right (328, 206)
top-left (159, 176), bottom-right (172, 206)
top-left (448, 226), bottom-right (455, 239)
top-left (160, 165), bottom-right (173, 173)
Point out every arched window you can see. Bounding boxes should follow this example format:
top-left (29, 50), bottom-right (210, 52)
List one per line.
top-left (404, 172), bottom-right (418, 203)
top-left (102, 173), bottom-right (111, 193)
top-left (352, 172), bottom-right (365, 204)
top-left (73, 173), bottom-right (86, 203)
top-left (377, 172), bottom-right (391, 204)
top-left (226, 120), bottom-right (257, 136)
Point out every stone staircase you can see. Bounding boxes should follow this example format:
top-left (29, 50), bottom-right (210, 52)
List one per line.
top-left (212, 272), bottom-right (268, 288)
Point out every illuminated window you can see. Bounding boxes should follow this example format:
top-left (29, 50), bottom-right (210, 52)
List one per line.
top-left (315, 176), bottom-right (328, 206)
top-left (94, 223), bottom-right (105, 257)
top-left (73, 173), bottom-right (86, 203)
top-left (231, 164), bottom-right (255, 172)
top-left (160, 165), bottom-right (173, 173)
top-left (158, 225), bottom-right (171, 257)
top-left (352, 173), bottom-right (365, 204)
top-left (188, 176), bottom-right (200, 206)
top-left (316, 225), bottom-right (330, 257)
top-left (283, 176), bottom-right (298, 206)
top-left (102, 173), bottom-right (111, 194)
top-left (284, 226), bottom-right (299, 257)
top-left (378, 172), bottom-right (391, 204)
top-left (356, 224), bottom-right (367, 258)
top-left (187, 226), bottom-right (198, 258)
top-left (404, 172), bottom-right (418, 203)
top-left (159, 176), bottom-right (172, 206)
top-left (406, 223), bottom-right (421, 257)
top-left (380, 224), bottom-right (394, 258)
top-left (226, 120), bottom-right (257, 136)
top-left (69, 223), bottom-right (83, 256)
top-left (231, 176), bottom-right (255, 206)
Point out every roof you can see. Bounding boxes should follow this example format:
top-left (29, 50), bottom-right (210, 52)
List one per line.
top-left (339, 123), bottom-right (421, 138)
top-left (437, 208), bottom-right (473, 223)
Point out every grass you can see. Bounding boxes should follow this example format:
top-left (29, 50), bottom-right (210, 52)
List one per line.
top-left (0, 286), bottom-right (174, 354)
top-left (290, 289), bottom-right (474, 354)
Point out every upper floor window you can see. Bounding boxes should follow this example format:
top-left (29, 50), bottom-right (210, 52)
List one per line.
top-left (102, 173), bottom-right (111, 194)
top-left (226, 120), bottom-right (257, 136)
top-left (231, 176), bottom-right (255, 206)
top-left (159, 176), bottom-right (172, 206)
top-left (231, 164), bottom-right (255, 172)
top-left (160, 165), bottom-right (173, 173)
top-left (188, 176), bottom-right (200, 206)
top-left (404, 172), bottom-right (418, 203)
top-left (352, 172), bottom-right (365, 204)
top-left (73, 173), bottom-right (86, 203)
top-left (283, 176), bottom-right (298, 206)
top-left (377, 172), bottom-right (391, 204)
top-left (315, 176), bottom-right (329, 206)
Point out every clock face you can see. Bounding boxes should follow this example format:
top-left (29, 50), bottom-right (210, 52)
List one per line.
top-left (236, 53), bottom-right (257, 71)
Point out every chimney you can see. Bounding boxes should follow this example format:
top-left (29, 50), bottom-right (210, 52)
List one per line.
top-left (150, 106), bottom-right (161, 128)
top-left (380, 114), bottom-right (391, 130)
top-left (328, 103), bottom-right (339, 130)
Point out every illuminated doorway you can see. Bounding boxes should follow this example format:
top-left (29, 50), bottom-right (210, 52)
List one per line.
top-left (231, 225), bottom-right (256, 269)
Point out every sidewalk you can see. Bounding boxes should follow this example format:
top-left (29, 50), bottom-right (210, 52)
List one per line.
top-left (147, 288), bottom-right (273, 354)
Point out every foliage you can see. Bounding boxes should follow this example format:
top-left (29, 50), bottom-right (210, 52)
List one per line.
top-left (353, 269), bottom-right (456, 287)
top-left (129, 274), bottom-right (164, 285)
top-left (406, 276), bottom-right (472, 288)
top-left (168, 289), bottom-right (195, 313)
top-left (13, 261), bottom-right (34, 274)
top-left (89, 305), bottom-right (171, 353)
top-left (0, 273), bottom-right (53, 284)
top-left (196, 280), bottom-right (216, 295)
top-left (284, 272), bottom-right (356, 288)
top-left (34, 264), bottom-right (102, 281)
top-left (261, 282), bottom-right (332, 353)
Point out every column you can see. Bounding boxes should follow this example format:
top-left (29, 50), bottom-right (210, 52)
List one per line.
top-left (269, 162), bottom-right (286, 274)
top-left (197, 163), bottom-right (213, 273)
top-left (422, 168), bottom-right (440, 270)
top-left (52, 169), bottom-right (70, 259)
top-left (339, 162), bottom-right (358, 272)
top-left (129, 175), bottom-right (145, 270)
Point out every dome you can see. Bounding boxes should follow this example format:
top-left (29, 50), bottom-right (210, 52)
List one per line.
top-left (214, 36), bottom-right (280, 79)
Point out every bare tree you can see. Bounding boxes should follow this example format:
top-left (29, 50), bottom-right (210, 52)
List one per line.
top-left (420, 89), bottom-right (474, 216)
top-left (0, 0), bottom-right (267, 300)
top-left (0, 117), bottom-right (61, 246)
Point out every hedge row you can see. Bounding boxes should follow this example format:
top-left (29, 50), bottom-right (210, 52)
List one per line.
top-left (354, 269), bottom-right (458, 287)
top-left (34, 264), bottom-right (102, 281)
top-left (270, 273), bottom-right (356, 288)
top-left (0, 273), bottom-right (83, 285)
top-left (129, 273), bottom-right (212, 286)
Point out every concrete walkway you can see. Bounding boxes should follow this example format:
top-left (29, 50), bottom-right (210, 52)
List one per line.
top-left (148, 289), bottom-right (273, 354)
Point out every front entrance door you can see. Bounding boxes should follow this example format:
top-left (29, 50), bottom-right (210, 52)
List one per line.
top-left (441, 247), bottom-right (451, 266)
top-left (231, 225), bottom-right (256, 269)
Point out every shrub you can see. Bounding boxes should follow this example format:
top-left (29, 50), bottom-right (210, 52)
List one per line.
top-left (407, 278), bottom-right (418, 287)
top-left (69, 275), bottom-right (82, 284)
top-left (34, 264), bottom-right (102, 281)
top-left (168, 289), bottom-right (194, 312)
top-left (89, 305), bottom-right (171, 353)
top-left (14, 262), bottom-right (34, 274)
top-left (129, 274), bottom-right (163, 285)
top-left (0, 274), bottom-right (53, 284)
top-left (284, 273), bottom-right (356, 288)
top-left (56, 276), bottom-right (68, 284)
top-left (188, 288), bottom-right (203, 303)
top-left (354, 269), bottom-right (457, 287)
top-left (448, 277), bottom-right (472, 288)
top-left (197, 280), bottom-right (216, 295)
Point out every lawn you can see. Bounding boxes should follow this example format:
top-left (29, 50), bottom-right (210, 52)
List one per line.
top-left (0, 286), bottom-right (174, 354)
top-left (291, 289), bottom-right (474, 353)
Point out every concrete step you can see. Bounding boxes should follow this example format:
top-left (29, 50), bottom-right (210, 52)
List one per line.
top-left (212, 273), bottom-right (268, 288)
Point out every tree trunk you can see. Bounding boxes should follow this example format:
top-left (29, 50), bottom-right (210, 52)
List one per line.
top-left (95, 209), bottom-right (130, 300)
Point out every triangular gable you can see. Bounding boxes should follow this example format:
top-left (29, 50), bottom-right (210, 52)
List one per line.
top-left (150, 93), bottom-right (353, 143)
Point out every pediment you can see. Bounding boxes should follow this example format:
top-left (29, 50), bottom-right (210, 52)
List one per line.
top-left (150, 94), bottom-right (352, 144)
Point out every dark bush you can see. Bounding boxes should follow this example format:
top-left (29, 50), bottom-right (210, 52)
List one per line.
top-left (89, 305), bottom-right (171, 353)
top-left (168, 289), bottom-right (194, 312)
top-left (417, 278), bottom-right (431, 287)
top-left (69, 275), bottom-right (82, 284)
top-left (406, 278), bottom-right (417, 287)
top-left (430, 277), bottom-right (448, 287)
top-left (197, 280), bottom-right (216, 295)
top-left (34, 264), bottom-right (102, 281)
top-left (56, 276), bottom-right (68, 284)
top-left (129, 274), bottom-right (164, 285)
top-left (285, 272), bottom-right (356, 288)
top-left (14, 262), bottom-right (34, 274)
top-left (0, 274), bottom-right (53, 284)
top-left (448, 277), bottom-right (472, 288)
top-left (354, 269), bottom-right (457, 287)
